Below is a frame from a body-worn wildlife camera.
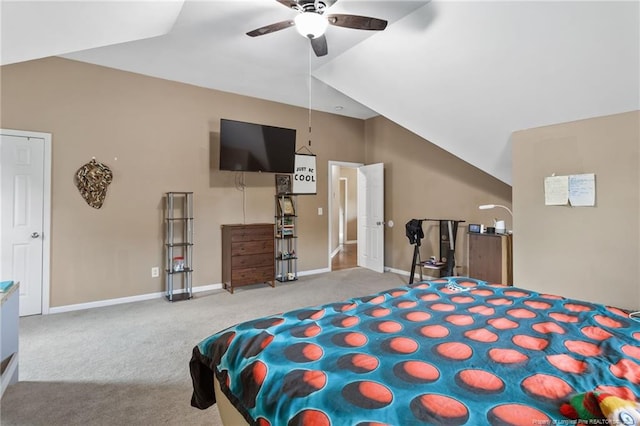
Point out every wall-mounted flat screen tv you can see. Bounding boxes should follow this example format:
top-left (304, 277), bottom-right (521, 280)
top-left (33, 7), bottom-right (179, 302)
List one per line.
top-left (219, 118), bottom-right (296, 173)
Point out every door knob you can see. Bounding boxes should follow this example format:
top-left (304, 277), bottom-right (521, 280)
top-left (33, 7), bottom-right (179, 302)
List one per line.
top-left (31, 232), bottom-right (40, 238)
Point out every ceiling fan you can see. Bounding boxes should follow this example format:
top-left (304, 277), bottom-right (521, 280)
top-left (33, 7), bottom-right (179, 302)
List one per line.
top-left (246, 0), bottom-right (388, 57)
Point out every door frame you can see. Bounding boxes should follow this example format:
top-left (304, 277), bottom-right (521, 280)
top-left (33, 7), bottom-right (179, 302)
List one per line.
top-left (328, 161), bottom-right (363, 270)
top-left (1, 128), bottom-right (52, 315)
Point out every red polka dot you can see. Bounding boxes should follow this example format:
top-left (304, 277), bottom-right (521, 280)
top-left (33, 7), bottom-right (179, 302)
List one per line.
top-left (445, 314), bottom-right (474, 326)
top-left (504, 290), bottom-right (530, 298)
top-left (390, 290), bottom-right (407, 297)
top-left (622, 345), bottom-right (640, 360)
top-left (513, 335), bottom-right (548, 350)
top-left (565, 340), bottom-right (601, 356)
top-left (302, 370), bottom-right (327, 389)
top-left (524, 300), bottom-right (552, 310)
top-left (457, 369), bottom-right (504, 393)
top-left (343, 381), bottom-right (393, 408)
top-left (401, 361), bottom-right (440, 382)
top-left (595, 314), bottom-right (624, 328)
top-left (521, 374), bottom-right (573, 400)
top-left (488, 404), bottom-right (551, 425)
top-left (532, 322), bottom-right (566, 334)
top-left (549, 312), bottom-right (579, 323)
top-left (610, 358), bottom-right (640, 384)
top-left (487, 317), bottom-right (519, 330)
top-left (451, 296), bottom-right (474, 304)
top-left (564, 303), bottom-right (593, 312)
top-left (419, 324), bottom-right (450, 338)
top-left (540, 293), bottom-right (564, 300)
top-left (546, 354), bottom-right (588, 374)
top-left (431, 303), bottom-right (456, 311)
top-left (340, 316), bottom-right (359, 327)
top-left (488, 348), bottom-right (529, 364)
top-left (302, 343), bottom-right (323, 361)
top-left (405, 311), bottom-right (431, 322)
top-left (464, 328), bottom-right (499, 343)
top-left (253, 361), bottom-right (267, 385)
top-left (256, 417), bottom-right (271, 426)
top-left (369, 308), bottom-right (391, 317)
top-left (291, 409), bottom-right (330, 426)
top-left (344, 332), bottom-right (367, 347)
top-left (377, 321), bottom-right (402, 333)
top-left (421, 293), bottom-right (440, 301)
top-left (389, 337), bottom-right (418, 354)
top-left (369, 295), bottom-right (385, 305)
top-left (471, 289), bottom-right (494, 296)
top-left (507, 308), bottom-right (536, 319)
top-left (339, 303), bottom-right (357, 312)
top-left (468, 305), bottom-right (495, 316)
top-left (309, 309), bottom-right (325, 320)
top-left (411, 394), bottom-right (469, 425)
top-left (581, 326), bottom-right (612, 340)
top-left (436, 342), bottom-right (473, 360)
top-left (349, 353), bottom-right (379, 372)
top-left (302, 325), bottom-right (321, 337)
top-left (606, 306), bottom-right (629, 317)
top-left (397, 301), bottom-right (418, 309)
top-left (487, 298), bottom-right (513, 306)
top-left (457, 281), bottom-right (478, 288)
top-left (260, 334), bottom-right (274, 350)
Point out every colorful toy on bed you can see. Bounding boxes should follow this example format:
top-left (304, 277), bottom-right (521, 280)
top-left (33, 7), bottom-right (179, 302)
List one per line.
top-left (561, 390), bottom-right (640, 425)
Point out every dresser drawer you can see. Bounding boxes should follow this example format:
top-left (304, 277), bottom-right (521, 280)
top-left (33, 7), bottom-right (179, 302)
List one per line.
top-left (232, 266), bottom-right (274, 285)
top-left (232, 253), bottom-right (273, 269)
top-left (231, 240), bottom-right (273, 256)
top-left (231, 226), bottom-right (273, 242)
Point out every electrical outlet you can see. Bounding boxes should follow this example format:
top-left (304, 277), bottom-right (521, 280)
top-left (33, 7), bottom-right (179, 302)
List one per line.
top-left (151, 267), bottom-right (160, 278)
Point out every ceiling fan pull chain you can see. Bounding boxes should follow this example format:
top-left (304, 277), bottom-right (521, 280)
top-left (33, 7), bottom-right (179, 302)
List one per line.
top-left (308, 42), bottom-right (312, 147)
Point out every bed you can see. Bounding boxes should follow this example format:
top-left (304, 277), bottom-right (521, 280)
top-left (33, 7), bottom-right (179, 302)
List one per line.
top-left (190, 277), bottom-right (640, 425)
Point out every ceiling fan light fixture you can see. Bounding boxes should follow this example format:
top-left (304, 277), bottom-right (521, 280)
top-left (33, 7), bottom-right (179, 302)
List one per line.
top-left (294, 12), bottom-right (328, 39)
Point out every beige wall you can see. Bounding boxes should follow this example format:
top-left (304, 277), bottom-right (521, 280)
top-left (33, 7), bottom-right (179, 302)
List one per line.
top-left (1, 57), bottom-right (517, 309)
top-left (0, 57), bottom-right (366, 307)
top-left (512, 111), bottom-right (640, 311)
top-left (364, 116), bottom-right (512, 276)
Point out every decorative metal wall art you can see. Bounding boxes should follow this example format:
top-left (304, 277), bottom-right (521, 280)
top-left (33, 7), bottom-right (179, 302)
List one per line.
top-left (74, 158), bottom-right (113, 209)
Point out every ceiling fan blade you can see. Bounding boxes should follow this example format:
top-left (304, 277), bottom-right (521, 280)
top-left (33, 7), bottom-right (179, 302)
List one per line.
top-left (327, 14), bottom-right (388, 31)
top-left (310, 34), bottom-right (328, 57)
top-left (247, 20), bottom-right (295, 37)
top-left (275, 0), bottom-right (299, 9)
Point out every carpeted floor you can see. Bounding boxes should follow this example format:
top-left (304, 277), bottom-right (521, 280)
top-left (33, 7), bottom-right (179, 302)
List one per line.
top-left (0, 268), bottom-right (408, 426)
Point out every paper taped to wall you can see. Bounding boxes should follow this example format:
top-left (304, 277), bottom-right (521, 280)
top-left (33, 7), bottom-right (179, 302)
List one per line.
top-left (544, 175), bottom-right (569, 205)
top-left (544, 173), bottom-right (596, 207)
top-left (568, 173), bottom-right (596, 206)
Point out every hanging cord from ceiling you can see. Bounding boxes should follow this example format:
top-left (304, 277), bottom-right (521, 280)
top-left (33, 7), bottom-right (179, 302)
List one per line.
top-left (307, 42), bottom-right (312, 147)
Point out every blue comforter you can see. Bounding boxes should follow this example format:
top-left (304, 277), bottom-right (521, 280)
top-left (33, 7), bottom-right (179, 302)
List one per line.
top-left (190, 277), bottom-right (640, 425)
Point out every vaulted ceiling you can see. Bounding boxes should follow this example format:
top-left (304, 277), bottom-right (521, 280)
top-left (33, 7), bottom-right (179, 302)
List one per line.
top-left (2, 1), bottom-right (638, 184)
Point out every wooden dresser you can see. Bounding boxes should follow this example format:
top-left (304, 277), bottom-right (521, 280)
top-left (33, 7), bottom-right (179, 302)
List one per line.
top-left (221, 223), bottom-right (274, 293)
top-left (468, 233), bottom-right (513, 285)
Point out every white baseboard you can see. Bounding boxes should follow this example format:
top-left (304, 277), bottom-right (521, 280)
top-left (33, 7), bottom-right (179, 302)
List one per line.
top-left (48, 283), bottom-right (224, 314)
top-left (47, 267), bottom-right (428, 315)
top-left (298, 267), bottom-right (330, 277)
top-left (384, 266), bottom-right (439, 281)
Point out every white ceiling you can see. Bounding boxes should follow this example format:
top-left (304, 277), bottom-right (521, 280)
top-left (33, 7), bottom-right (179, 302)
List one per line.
top-left (2, 0), bottom-right (639, 184)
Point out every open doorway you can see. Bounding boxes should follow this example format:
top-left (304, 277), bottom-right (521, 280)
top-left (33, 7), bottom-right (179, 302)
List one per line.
top-left (328, 161), bottom-right (361, 271)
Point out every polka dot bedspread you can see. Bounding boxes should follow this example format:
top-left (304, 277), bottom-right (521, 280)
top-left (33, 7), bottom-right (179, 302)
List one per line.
top-left (189, 277), bottom-right (640, 425)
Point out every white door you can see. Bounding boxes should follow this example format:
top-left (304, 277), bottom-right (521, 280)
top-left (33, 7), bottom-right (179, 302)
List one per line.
top-left (1, 133), bottom-right (45, 316)
top-left (357, 163), bottom-right (384, 273)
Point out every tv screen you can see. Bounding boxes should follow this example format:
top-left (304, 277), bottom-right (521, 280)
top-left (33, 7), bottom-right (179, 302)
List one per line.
top-left (219, 119), bottom-right (296, 173)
